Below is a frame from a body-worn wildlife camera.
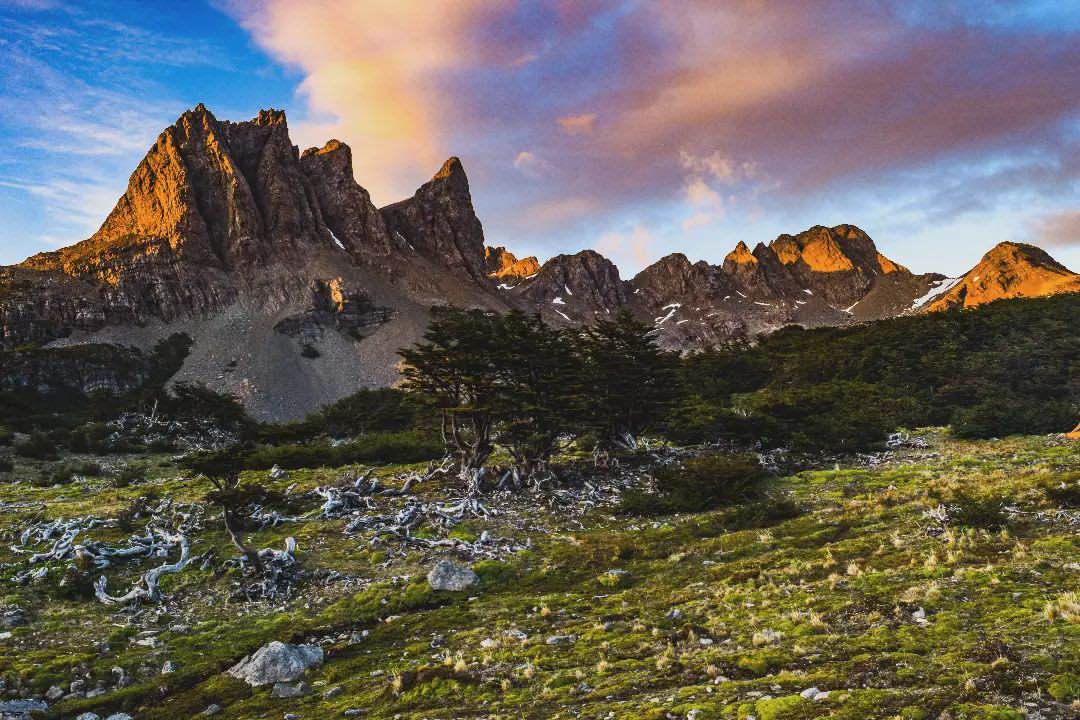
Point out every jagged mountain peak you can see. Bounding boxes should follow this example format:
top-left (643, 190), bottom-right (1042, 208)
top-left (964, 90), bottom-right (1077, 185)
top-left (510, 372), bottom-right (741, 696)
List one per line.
top-left (725, 241), bottom-right (757, 265)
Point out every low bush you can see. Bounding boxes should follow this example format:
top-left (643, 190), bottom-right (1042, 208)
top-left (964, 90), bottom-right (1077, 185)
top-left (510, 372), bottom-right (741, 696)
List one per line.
top-left (67, 422), bottom-right (114, 454)
top-left (183, 430), bottom-right (443, 476)
top-left (620, 453), bottom-right (769, 516)
top-left (14, 432), bottom-right (59, 460)
top-left (112, 464), bottom-right (146, 488)
top-left (33, 459), bottom-right (103, 487)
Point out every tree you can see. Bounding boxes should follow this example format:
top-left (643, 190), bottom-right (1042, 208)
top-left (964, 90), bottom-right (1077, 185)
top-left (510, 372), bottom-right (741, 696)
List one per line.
top-left (579, 311), bottom-right (676, 451)
top-left (182, 447), bottom-right (265, 571)
top-left (492, 311), bottom-right (583, 488)
top-left (399, 307), bottom-right (506, 495)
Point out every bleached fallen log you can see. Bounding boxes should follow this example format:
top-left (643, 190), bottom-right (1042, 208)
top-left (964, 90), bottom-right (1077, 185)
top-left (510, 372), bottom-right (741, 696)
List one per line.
top-left (94, 533), bottom-right (191, 605)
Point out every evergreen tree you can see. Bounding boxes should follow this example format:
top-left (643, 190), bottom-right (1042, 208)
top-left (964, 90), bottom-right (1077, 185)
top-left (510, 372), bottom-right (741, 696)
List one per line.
top-left (579, 311), bottom-right (676, 450)
top-left (399, 307), bottom-right (505, 495)
top-left (493, 311), bottom-right (583, 488)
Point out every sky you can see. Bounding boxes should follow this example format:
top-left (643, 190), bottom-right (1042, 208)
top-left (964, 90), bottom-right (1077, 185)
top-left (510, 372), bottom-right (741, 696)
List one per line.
top-left (1, 0), bottom-right (1078, 277)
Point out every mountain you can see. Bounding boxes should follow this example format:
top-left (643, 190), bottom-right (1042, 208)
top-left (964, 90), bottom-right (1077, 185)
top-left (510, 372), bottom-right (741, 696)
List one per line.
top-left (0, 106), bottom-right (508, 420)
top-left (919, 242), bottom-right (1080, 312)
top-left (3, 105), bottom-right (1077, 419)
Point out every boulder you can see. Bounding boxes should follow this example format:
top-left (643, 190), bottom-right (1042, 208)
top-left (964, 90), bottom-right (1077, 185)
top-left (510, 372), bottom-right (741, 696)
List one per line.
top-left (271, 681), bottom-right (311, 698)
top-left (227, 641), bottom-right (324, 687)
top-left (427, 560), bottom-right (478, 592)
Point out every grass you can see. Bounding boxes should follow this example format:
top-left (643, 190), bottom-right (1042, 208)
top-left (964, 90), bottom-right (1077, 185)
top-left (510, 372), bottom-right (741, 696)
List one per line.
top-left (0, 429), bottom-right (1077, 718)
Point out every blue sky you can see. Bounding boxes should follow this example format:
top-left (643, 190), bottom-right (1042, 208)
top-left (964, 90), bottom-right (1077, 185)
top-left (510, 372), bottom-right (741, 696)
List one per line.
top-left (2, 0), bottom-right (1078, 277)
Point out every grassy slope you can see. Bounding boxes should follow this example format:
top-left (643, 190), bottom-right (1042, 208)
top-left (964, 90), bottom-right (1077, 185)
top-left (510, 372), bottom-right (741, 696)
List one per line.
top-left (1, 431), bottom-right (1078, 720)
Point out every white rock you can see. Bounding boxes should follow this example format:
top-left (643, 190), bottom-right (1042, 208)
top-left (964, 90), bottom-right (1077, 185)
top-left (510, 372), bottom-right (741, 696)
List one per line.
top-left (227, 641), bottom-right (324, 687)
top-left (427, 560), bottom-right (478, 592)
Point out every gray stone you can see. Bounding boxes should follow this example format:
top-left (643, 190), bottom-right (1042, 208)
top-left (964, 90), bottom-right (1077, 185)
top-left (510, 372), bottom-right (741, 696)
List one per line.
top-left (426, 560), bottom-right (478, 592)
top-left (323, 686), bottom-right (343, 699)
top-left (0, 699), bottom-right (48, 716)
top-left (201, 704), bottom-right (221, 716)
top-left (161, 661), bottom-right (178, 675)
top-left (43, 687), bottom-right (63, 702)
top-left (228, 642), bottom-right (324, 687)
top-left (271, 681), bottom-right (311, 699)
top-left (74, 714), bottom-right (100, 720)
top-left (104, 714), bottom-right (133, 720)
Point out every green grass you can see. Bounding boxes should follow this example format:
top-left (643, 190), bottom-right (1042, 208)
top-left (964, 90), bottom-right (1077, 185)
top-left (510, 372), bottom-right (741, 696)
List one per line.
top-left (0, 429), bottom-right (1077, 719)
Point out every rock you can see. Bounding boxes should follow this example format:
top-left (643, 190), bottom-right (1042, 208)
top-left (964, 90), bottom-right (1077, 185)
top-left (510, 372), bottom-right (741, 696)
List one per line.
top-left (0, 699), bottom-right (48, 717)
top-left (74, 714), bottom-right (100, 720)
top-left (323, 686), bottom-right (342, 699)
top-left (161, 661), bottom-right (178, 674)
top-left (546, 634), bottom-right (577, 645)
top-left (271, 681), bottom-right (311, 699)
top-left (426, 560), bottom-right (478, 592)
top-left (227, 641), bottom-right (324, 687)
top-left (269, 465), bottom-right (289, 480)
top-left (104, 714), bottom-right (133, 720)
top-left (69, 680), bottom-right (86, 694)
top-left (284, 715), bottom-right (301, 720)
top-left (201, 704), bottom-right (221, 716)
top-left (0, 608), bottom-right (26, 630)
top-left (43, 687), bottom-right (63, 702)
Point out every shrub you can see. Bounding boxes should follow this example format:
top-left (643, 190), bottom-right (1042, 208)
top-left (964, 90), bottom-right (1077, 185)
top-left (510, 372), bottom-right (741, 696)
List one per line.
top-left (620, 453), bottom-right (768, 516)
top-left (67, 422), bottom-right (113, 454)
top-left (112, 464), bottom-right (146, 488)
top-left (33, 460), bottom-right (103, 487)
top-left (183, 430), bottom-right (443, 476)
top-left (14, 432), bottom-right (58, 460)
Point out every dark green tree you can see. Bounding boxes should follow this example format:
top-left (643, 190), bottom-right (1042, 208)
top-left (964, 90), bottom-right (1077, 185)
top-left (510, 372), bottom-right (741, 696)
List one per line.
top-left (579, 311), bottom-right (676, 451)
top-left (493, 311), bottom-right (583, 488)
top-left (399, 307), bottom-right (506, 495)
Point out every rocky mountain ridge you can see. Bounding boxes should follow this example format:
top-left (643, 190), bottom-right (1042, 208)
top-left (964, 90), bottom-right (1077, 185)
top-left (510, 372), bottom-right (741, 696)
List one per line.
top-left (3, 105), bottom-right (1078, 418)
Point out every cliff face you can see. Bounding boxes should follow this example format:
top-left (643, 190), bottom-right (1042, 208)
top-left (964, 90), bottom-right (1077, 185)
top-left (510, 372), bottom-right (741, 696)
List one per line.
top-left (380, 158), bottom-right (490, 284)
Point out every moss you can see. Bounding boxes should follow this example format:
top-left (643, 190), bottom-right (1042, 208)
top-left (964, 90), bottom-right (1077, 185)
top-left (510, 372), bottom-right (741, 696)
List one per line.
top-left (1047, 672), bottom-right (1080, 701)
top-left (754, 695), bottom-right (813, 720)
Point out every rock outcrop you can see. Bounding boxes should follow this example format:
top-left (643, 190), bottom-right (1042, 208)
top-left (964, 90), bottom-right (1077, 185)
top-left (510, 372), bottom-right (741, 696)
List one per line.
top-left (485, 246), bottom-right (540, 282)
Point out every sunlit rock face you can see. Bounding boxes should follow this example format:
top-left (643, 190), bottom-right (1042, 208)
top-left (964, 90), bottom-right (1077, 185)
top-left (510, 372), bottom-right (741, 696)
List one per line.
top-left (921, 242), bottom-right (1080, 311)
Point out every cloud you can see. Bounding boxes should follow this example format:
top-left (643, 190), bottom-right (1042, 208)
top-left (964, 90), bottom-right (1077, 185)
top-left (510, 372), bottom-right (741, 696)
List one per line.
top-left (222, 1), bottom-right (1078, 263)
top-left (556, 113), bottom-right (596, 135)
top-left (1033, 210), bottom-right (1080, 248)
top-left (596, 224), bottom-right (654, 272)
top-left (513, 150), bottom-right (550, 177)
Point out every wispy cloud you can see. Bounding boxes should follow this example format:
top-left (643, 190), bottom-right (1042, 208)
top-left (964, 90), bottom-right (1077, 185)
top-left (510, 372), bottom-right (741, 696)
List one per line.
top-left (1033, 210), bottom-right (1080, 248)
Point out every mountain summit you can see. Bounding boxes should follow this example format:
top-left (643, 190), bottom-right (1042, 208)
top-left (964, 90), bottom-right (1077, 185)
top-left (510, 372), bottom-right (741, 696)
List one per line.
top-left (2, 105), bottom-right (1078, 419)
top-left (921, 242), bottom-right (1080, 311)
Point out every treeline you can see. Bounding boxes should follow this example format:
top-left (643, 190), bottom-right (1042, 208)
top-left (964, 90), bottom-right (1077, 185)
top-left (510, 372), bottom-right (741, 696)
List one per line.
top-left (672, 292), bottom-right (1079, 450)
top-left (2, 294), bottom-right (1076, 471)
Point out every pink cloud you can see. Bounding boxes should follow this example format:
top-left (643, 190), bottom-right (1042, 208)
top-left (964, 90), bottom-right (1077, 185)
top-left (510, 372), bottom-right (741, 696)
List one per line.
top-left (556, 112), bottom-right (597, 135)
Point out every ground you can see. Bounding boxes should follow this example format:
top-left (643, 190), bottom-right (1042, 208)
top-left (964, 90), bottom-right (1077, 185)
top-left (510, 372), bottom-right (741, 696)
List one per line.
top-left (0, 430), bottom-right (1078, 719)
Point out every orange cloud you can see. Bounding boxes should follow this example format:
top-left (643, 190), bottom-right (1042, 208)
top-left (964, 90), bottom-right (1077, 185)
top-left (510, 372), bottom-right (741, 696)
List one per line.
top-left (556, 113), bottom-right (596, 135)
top-left (227, 0), bottom-right (517, 204)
